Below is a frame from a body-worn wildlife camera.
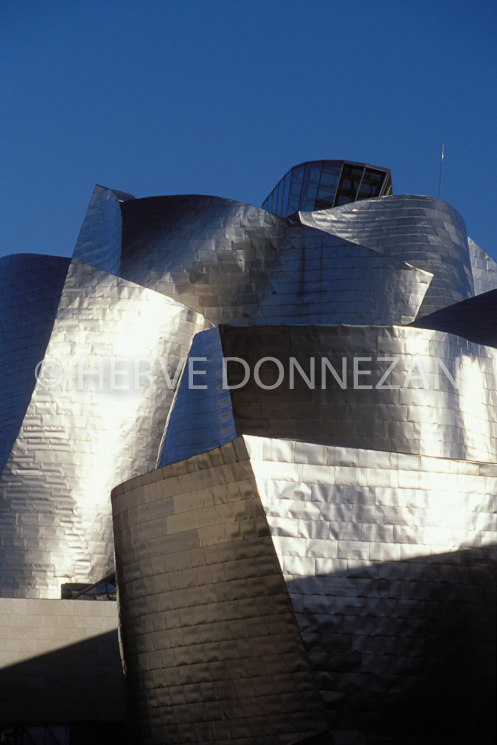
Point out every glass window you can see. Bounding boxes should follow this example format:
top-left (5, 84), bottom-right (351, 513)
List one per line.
top-left (315, 163), bottom-right (341, 210)
top-left (335, 165), bottom-right (364, 206)
top-left (287, 165), bottom-right (304, 215)
top-left (281, 172), bottom-right (291, 215)
top-left (274, 182), bottom-right (282, 215)
top-left (356, 168), bottom-right (386, 200)
top-left (299, 163), bottom-right (321, 211)
top-left (276, 179), bottom-right (285, 215)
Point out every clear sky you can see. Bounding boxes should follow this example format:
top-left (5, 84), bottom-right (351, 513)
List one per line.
top-left (1, 0), bottom-right (496, 259)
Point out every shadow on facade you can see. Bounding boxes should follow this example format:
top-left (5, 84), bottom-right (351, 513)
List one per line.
top-left (0, 630), bottom-right (126, 739)
top-left (285, 545), bottom-right (496, 744)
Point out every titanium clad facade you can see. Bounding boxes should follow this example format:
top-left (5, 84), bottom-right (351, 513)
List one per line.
top-left (0, 157), bottom-right (495, 743)
top-left (113, 436), bottom-right (495, 744)
top-left (299, 195), bottom-right (473, 317)
top-left (112, 440), bottom-right (329, 745)
top-left (160, 323), bottom-right (497, 467)
top-left (0, 260), bottom-right (211, 598)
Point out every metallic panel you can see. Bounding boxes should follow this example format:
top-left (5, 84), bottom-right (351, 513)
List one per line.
top-left (158, 327), bottom-right (237, 467)
top-left (72, 185), bottom-right (134, 275)
top-left (251, 232), bottom-right (432, 326)
top-left (411, 287), bottom-right (497, 348)
top-left (118, 195), bottom-right (429, 326)
top-left (468, 236), bottom-right (497, 296)
top-left (0, 259), bottom-right (211, 598)
top-left (161, 324), bottom-right (497, 464)
top-left (114, 436), bottom-right (496, 744)
top-left (112, 439), bottom-right (329, 745)
top-left (299, 195), bottom-right (473, 317)
top-left (244, 436), bottom-right (496, 743)
top-left (0, 254), bottom-right (69, 476)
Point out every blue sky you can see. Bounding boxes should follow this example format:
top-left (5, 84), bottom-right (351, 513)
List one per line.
top-left (1, 0), bottom-right (496, 259)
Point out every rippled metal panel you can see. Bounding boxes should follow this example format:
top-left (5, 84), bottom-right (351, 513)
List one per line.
top-left (299, 195), bottom-right (473, 317)
top-left (0, 260), bottom-right (211, 598)
top-left (72, 185), bottom-right (134, 275)
top-left (244, 436), bottom-right (496, 743)
top-left (0, 254), bottom-right (69, 475)
top-left (160, 324), bottom-right (497, 464)
top-left (112, 439), bottom-right (329, 745)
top-left (117, 195), bottom-right (430, 326)
top-left (468, 237), bottom-right (497, 295)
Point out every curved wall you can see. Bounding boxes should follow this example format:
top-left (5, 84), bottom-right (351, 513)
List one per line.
top-left (114, 436), bottom-right (496, 744)
top-left (0, 254), bottom-right (69, 476)
top-left (300, 195), bottom-right (473, 317)
top-left (72, 185), bottom-right (131, 275)
top-left (112, 439), bottom-right (329, 745)
top-left (0, 260), bottom-right (210, 598)
top-left (159, 324), bottom-right (497, 466)
top-left (119, 195), bottom-right (430, 326)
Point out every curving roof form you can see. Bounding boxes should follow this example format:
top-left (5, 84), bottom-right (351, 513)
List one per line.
top-left (468, 236), bottom-right (497, 296)
top-left (299, 195), bottom-right (473, 317)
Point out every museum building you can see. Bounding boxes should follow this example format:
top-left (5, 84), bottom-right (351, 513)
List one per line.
top-left (0, 161), bottom-right (495, 744)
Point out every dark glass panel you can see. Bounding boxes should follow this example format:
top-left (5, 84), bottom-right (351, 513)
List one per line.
top-left (315, 163), bottom-right (341, 209)
top-left (356, 168), bottom-right (387, 200)
top-left (274, 182), bottom-right (282, 215)
top-left (299, 163), bottom-right (322, 211)
top-left (335, 164), bottom-right (364, 205)
top-left (287, 165), bottom-right (304, 215)
top-left (281, 172), bottom-right (291, 215)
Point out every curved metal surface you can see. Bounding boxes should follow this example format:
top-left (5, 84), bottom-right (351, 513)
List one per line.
top-left (468, 237), bottom-right (497, 296)
top-left (0, 254), bottom-right (69, 476)
top-left (411, 287), bottom-right (497, 348)
top-left (159, 324), bottom-right (497, 465)
top-left (0, 168), bottom-right (495, 742)
top-left (0, 260), bottom-right (210, 598)
top-left (72, 184), bottom-right (135, 275)
top-left (158, 327), bottom-right (236, 467)
top-left (244, 435), bottom-right (496, 743)
top-left (114, 436), bottom-right (496, 743)
top-left (112, 439), bottom-right (330, 745)
top-left (118, 195), bottom-right (430, 326)
top-left (299, 195), bottom-right (473, 317)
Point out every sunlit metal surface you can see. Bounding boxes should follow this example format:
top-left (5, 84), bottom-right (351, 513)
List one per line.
top-left (112, 439), bottom-right (330, 745)
top-left (114, 436), bottom-right (496, 744)
top-left (72, 184), bottom-right (135, 274)
top-left (0, 260), bottom-right (210, 598)
top-left (244, 436), bottom-right (496, 743)
top-left (468, 237), bottom-right (497, 295)
top-left (0, 165), bottom-right (495, 742)
top-left (118, 195), bottom-right (431, 325)
top-left (160, 323), bottom-right (497, 466)
top-left (299, 195), bottom-right (473, 317)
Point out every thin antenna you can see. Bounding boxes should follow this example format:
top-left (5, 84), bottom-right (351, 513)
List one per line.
top-left (438, 144), bottom-right (444, 199)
